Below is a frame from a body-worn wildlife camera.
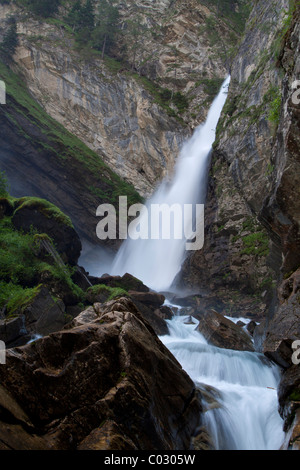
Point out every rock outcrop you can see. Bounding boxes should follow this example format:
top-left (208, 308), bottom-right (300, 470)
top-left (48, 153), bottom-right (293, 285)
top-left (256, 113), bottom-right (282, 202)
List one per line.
top-left (195, 308), bottom-right (255, 352)
top-left (263, 269), bottom-right (300, 368)
top-left (179, 0), bottom-right (291, 312)
top-left (0, 286), bottom-right (66, 348)
top-left (0, 297), bottom-right (202, 450)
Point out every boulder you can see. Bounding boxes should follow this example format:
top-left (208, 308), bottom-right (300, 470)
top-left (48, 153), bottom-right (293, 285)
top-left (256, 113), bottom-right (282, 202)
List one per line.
top-left (0, 297), bottom-right (202, 450)
top-left (246, 320), bottom-right (257, 337)
top-left (129, 291), bottom-right (165, 307)
top-left (128, 299), bottom-right (170, 336)
top-left (195, 309), bottom-right (255, 352)
top-left (89, 273), bottom-right (149, 293)
top-left (0, 286), bottom-right (66, 347)
top-left (0, 315), bottom-right (27, 347)
top-left (23, 286), bottom-right (66, 337)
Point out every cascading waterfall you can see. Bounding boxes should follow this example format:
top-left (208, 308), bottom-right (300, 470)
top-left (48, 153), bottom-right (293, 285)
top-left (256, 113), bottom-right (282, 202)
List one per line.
top-left (108, 76), bottom-right (285, 450)
top-left (111, 76), bottom-right (231, 292)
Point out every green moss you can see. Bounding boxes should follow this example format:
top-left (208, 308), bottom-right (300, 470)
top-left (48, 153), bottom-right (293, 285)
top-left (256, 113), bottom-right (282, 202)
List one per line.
top-left (289, 390), bottom-right (300, 402)
top-left (87, 284), bottom-right (128, 301)
top-left (271, 1), bottom-right (298, 65)
top-left (195, 77), bottom-right (225, 98)
top-left (41, 263), bottom-right (85, 302)
top-left (0, 216), bottom-right (41, 285)
top-left (242, 218), bottom-right (257, 233)
top-left (0, 209), bottom-right (85, 306)
top-left (241, 232), bottom-right (269, 257)
top-left (0, 282), bottom-right (41, 317)
top-left (14, 196), bottom-right (73, 228)
top-left (268, 87), bottom-right (282, 126)
top-left (131, 72), bottom-right (187, 122)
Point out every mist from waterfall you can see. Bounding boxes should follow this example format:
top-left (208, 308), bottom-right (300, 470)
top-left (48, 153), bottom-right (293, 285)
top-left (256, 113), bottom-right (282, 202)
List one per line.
top-left (110, 76), bottom-right (231, 291)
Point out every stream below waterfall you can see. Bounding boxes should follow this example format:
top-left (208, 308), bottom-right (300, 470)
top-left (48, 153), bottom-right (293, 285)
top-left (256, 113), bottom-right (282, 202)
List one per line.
top-left (105, 77), bottom-right (286, 450)
top-left (159, 310), bottom-right (285, 450)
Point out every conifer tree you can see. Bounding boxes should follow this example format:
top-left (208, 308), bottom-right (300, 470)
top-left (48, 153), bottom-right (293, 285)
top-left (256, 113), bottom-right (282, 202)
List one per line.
top-left (0, 17), bottom-right (18, 60)
top-left (92, 0), bottom-right (119, 57)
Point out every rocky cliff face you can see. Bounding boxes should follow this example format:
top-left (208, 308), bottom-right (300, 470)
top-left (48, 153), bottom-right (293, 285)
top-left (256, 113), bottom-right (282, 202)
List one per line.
top-left (113, 0), bottom-right (242, 123)
top-left (180, 0), bottom-right (298, 312)
top-left (0, 1), bottom-right (247, 198)
top-left (13, 34), bottom-right (188, 198)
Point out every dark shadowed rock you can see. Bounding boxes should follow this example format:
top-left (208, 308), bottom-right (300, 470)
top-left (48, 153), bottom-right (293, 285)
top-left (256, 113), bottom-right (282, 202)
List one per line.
top-left (89, 273), bottom-right (150, 293)
top-left (0, 287), bottom-right (66, 348)
top-left (0, 298), bottom-right (202, 450)
top-left (129, 299), bottom-right (170, 336)
top-left (195, 309), bottom-right (255, 352)
top-left (23, 286), bottom-right (66, 337)
top-left (263, 269), bottom-right (300, 368)
top-left (129, 291), bottom-right (165, 307)
top-left (0, 315), bottom-right (26, 347)
top-left (246, 320), bottom-right (257, 337)
top-left (278, 365), bottom-right (300, 450)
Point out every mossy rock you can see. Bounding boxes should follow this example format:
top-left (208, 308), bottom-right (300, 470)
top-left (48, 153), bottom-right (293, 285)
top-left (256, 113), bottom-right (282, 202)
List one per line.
top-left (14, 197), bottom-right (73, 228)
top-left (12, 197), bottom-right (82, 265)
top-left (90, 273), bottom-right (149, 293)
top-left (86, 284), bottom-right (128, 304)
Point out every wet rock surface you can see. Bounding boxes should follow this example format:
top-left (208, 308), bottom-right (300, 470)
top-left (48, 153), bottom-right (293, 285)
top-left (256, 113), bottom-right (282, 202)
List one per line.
top-left (195, 309), bottom-right (255, 352)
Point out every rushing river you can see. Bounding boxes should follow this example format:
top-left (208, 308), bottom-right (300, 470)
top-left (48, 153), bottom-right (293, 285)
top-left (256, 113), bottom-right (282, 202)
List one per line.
top-left (159, 313), bottom-right (285, 450)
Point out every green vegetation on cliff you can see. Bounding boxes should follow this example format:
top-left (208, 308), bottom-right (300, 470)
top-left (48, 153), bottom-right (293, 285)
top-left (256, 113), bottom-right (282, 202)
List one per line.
top-left (200, 0), bottom-right (251, 34)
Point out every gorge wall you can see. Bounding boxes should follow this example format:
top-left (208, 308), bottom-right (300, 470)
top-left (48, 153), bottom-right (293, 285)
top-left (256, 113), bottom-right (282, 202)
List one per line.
top-left (180, 0), bottom-right (299, 317)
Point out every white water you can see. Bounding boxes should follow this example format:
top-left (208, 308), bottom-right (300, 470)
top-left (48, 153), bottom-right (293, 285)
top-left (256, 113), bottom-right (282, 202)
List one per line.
top-left (160, 315), bottom-right (285, 450)
top-left (110, 76), bottom-right (231, 292)
top-left (107, 77), bottom-right (285, 450)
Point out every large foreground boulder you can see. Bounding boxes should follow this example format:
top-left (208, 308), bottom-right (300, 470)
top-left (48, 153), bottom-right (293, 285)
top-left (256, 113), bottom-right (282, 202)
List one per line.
top-left (0, 298), bottom-right (202, 450)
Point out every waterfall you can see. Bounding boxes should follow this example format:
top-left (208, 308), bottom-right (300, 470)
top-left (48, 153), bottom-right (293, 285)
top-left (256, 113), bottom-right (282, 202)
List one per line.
top-left (108, 76), bottom-right (285, 450)
top-left (110, 76), bottom-right (231, 292)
